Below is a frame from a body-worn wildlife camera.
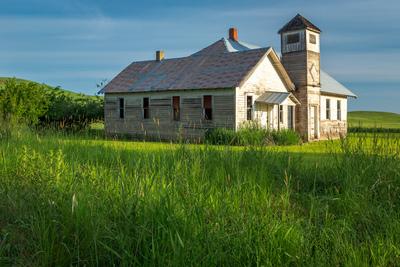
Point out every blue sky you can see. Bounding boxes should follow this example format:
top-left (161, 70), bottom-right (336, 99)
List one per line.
top-left (1, 0), bottom-right (399, 112)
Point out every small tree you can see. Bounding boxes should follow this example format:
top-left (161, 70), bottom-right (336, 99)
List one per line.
top-left (0, 78), bottom-right (48, 136)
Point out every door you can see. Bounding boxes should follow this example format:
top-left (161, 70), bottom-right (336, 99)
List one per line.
top-left (310, 106), bottom-right (315, 139)
top-left (287, 106), bottom-right (294, 129)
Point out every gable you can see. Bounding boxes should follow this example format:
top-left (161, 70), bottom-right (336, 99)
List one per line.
top-left (239, 52), bottom-right (290, 93)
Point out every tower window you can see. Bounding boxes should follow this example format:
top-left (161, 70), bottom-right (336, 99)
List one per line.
top-left (309, 33), bottom-right (316, 44)
top-left (287, 33), bottom-right (300, 44)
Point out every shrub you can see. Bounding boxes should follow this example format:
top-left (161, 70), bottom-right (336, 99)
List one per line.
top-left (0, 79), bottom-right (48, 138)
top-left (204, 123), bottom-right (301, 146)
top-left (271, 129), bottom-right (302, 146)
top-left (205, 128), bottom-right (237, 145)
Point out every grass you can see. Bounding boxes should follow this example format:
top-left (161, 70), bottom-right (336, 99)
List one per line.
top-left (0, 130), bottom-right (400, 266)
top-left (349, 111), bottom-right (400, 129)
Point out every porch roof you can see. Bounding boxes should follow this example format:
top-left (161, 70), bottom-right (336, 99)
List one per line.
top-left (255, 91), bottom-right (300, 105)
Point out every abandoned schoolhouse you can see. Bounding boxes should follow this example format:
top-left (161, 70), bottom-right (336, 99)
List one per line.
top-left (100, 14), bottom-right (356, 141)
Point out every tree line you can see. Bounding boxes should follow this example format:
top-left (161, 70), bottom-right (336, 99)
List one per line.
top-left (0, 78), bottom-right (103, 135)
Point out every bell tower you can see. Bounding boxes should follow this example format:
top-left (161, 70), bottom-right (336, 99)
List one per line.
top-left (278, 14), bottom-right (321, 140)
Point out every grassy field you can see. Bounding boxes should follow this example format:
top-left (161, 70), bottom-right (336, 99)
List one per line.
top-left (0, 130), bottom-right (399, 266)
top-left (349, 111), bottom-right (400, 129)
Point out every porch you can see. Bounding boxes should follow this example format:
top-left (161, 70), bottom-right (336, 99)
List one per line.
top-left (254, 91), bottom-right (300, 130)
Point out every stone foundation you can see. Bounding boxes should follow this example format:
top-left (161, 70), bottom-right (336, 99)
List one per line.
top-left (320, 120), bottom-right (347, 140)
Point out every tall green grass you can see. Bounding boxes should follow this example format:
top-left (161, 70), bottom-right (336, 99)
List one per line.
top-left (0, 131), bottom-right (399, 266)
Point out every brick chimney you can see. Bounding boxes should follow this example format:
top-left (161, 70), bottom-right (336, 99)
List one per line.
top-left (229, 28), bottom-right (238, 41)
top-left (156, 50), bottom-right (164, 61)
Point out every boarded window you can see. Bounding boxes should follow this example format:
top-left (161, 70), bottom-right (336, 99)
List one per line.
top-left (119, 98), bottom-right (125, 119)
top-left (326, 99), bottom-right (331, 120)
top-left (337, 100), bottom-right (341, 121)
top-left (309, 33), bottom-right (316, 44)
top-left (279, 105), bottom-right (284, 124)
top-left (246, 96), bottom-right (253, 120)
top-left (203, 95), bottom-right (212, 120)
top-left (173, 96), bottom-right (180, 121)
top-left (143, 97), bottom-right (150, 119)
top-left (287, 33), bottom-right (300, 44)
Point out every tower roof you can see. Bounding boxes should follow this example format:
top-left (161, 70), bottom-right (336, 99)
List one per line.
top-left (278, 14), bottom-right (321, 34)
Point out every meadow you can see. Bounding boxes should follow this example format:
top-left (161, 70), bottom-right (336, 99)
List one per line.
top-left (0, 130), bottom-right (399, 266)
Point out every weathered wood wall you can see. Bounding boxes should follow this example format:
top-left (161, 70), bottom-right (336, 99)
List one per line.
top-left (104, 89), bottom-right (235, 140)
top-left (236, 53), bottom-right (290, 129)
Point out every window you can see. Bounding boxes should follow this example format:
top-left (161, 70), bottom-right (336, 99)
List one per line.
top-left (203, 95), bottom-right (212, 120)
top-left (119, 98), bottom-right (125, 119)
top-left (143, 97), bottom-right (150, 119)
top-left (309, 33), bottom-right (316, 44)
top-left (337, 100), bottom-right (342, 121)
top-left (173, 96), bottom-right (180, 121)
top-left (326, 99), bottom-right (331, 120)
top-left (246, 96), bottom-right (253, 120)
top-left (287, 33), bottom-right (300, 44)
top-left (279, 105), bottom-right (284, 124)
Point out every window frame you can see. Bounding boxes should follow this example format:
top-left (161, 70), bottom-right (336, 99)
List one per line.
top-left (326, 99), bottom-right (331, 120)
top-left (118, 98), bottom-right (125, 119)
top-left (279, 105), bottom-right (284, 124)
top-left (172, 96), bottom-right (180, 121)
top-left (143, 97), bottom-right (150, 119)
top-left (246, 95), bottom-right (253, 121)
top-left (337, 100), bottom-right (342, 121)
top-left (203, 95), bottom-right (213, 121)
top-left (287, 33), bottom-right (300, 44)
top-left (309, 33), bottom-right (317, 44)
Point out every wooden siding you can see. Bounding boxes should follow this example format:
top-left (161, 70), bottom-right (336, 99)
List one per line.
top-left (236, 54), bottom-right (295, 130)
top-left (104, 89), bottom-right (235, 140)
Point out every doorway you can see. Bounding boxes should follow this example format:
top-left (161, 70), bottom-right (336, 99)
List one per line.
top-left (309, 106), bottom-right (318, 139)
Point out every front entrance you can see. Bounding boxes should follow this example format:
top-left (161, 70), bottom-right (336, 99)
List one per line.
top-left (288, 106), bottom-right (294, 129)
top-left (309, 106), bottom-right (318, 139)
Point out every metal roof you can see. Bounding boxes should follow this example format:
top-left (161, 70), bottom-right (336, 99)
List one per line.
top-left (278, 14), bottom-right (321, 34)
top-left (320, 71), bottom-right (357, 98)
top-left (256, 91), bottom-right (300, 105)
top-left (191, 38), bottom-right (260, 56)
top-left (101, 48), bottom-right (270, 93)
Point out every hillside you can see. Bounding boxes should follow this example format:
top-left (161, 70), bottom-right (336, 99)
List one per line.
top-left (0, 77), bottom-right (99, 100)
top-left (348, 111), bottom-right (400, 129)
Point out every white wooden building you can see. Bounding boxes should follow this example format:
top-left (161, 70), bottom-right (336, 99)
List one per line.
top-left (100, 14), bottom-right (356, 141)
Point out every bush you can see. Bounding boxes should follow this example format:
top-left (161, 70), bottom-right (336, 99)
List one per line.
top-left (271, 129), bottom-right (302, 146)
top-left (205, 128), bottom-right (237, 145)
top-left (0, 79), bottom-right (48, 137)
top-left (41, 87), bottom-right (103, 130)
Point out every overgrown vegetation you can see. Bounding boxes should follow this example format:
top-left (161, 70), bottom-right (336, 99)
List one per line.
top-left (0, 131), bottom-right (399, 266)
top-left (0, 78), bottom-right (103, 135)
top-left (205, 123), bottom-right (301, 146)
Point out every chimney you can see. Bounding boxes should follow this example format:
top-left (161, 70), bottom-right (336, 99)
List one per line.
top-left (156, 50), bottom-right (164, 61)
top-left (229, 28), bottom-right (238, 41)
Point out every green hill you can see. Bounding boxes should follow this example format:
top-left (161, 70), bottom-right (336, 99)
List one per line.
top-left (0, 77), bottom-right (98, 99)
top-left (348, 111), bottom-right (400, 129)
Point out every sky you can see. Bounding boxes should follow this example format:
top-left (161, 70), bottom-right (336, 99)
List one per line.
top-left (0, 0), bottom-right (399, 113)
